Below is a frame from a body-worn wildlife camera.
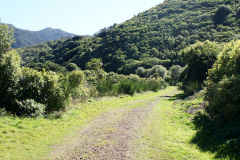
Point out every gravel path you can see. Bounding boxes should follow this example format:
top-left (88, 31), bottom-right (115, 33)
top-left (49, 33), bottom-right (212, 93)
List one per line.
top-left (49, 98), bottom-right (160, 160)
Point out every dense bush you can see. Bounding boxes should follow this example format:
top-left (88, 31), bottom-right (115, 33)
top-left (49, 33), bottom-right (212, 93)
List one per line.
top-left (66, 70), bottom-right (88, 100)
top-left (18, 68), bottom-right (83, 113)
top-left (136, 65), bottom-right (168, 79)
top-left (117, 80), bottom-right (135, 96)
top-left (180, 41), bottom-right (221, 94)
top-left (167, 65), bottom-right (184, 85)
top-left (135, 67), bottom-right (147, 78)
top-left (0, 50), bottom-right (21, 111)
top-left (40, 70), bottom-right (70, 112)
top-left (18, 67), bottom-right (45, 101)
top-left (95, 74), bottom-right (167, 97)
top-left (16, 99), bottom-right (45, 117)
top-left (96, 79), bottom-right (117, 96)
top-left (204, 40), bottom-right (240, 121)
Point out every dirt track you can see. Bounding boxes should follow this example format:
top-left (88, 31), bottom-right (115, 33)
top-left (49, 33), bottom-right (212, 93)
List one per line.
top-left (48, 90), bottom-right (176, 160)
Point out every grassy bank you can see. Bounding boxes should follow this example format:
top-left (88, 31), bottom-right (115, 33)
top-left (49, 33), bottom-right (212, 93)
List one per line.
top-left (0, 87), bottom-right (175, 160)
top-left (136, 91), bottom-right (216, 160)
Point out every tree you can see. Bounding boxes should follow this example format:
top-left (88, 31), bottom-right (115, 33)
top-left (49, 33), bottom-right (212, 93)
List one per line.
top-left (136, 67), bottom-right (147, 77)
top-left (86, 58), bottom-right (105, 79)
top-left (147, 65), bottom-right (168, 79)
top-left (180, 41), bottom-right (221, 94)
top-left (86, 58), bottom-right (103, 71)
top-left (0, 23), bottom-right (14, 55)
top-left (169, 65), bottom-right (183, 85)
top-left (204, 40), bottom-right (240, 121)
top-left (0, 51), bottom-right (21, 110)
top-left (214, 5), bottom-right (232, 24)
top-left (236, 7), bottom-right (240, 19)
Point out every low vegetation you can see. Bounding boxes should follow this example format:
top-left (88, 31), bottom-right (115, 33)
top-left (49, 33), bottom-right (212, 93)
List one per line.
top-left (136, 90), bottom-right (215, 160)
top-left (0, 88), bottom-right (171, 160)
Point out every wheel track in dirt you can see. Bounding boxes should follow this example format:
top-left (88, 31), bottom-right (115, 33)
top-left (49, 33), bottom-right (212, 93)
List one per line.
top-left (48, 89), bottom-right (176, 160)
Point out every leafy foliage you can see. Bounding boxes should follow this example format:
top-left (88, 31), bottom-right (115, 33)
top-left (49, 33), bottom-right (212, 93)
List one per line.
top-left (0, 24), bottom-right (86, 116)
top-left (168, 65), bottom-right (184, 85)
top-left (16, 99), bottom-right (45, 117)
top-left (179, 41), bottom-right (221, 94)
top-left (0, 23), bottom-right (14, 54)
top-left (204, 40), bottom-right (240, 121)
top-left (0, 50), bottom-right (21, 111)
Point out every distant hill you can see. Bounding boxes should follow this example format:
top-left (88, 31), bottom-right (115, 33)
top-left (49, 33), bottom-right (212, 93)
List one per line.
top-left (18, 0), bottom-right (240, 74)
top-left (9, 24), bottom-right (76, 48)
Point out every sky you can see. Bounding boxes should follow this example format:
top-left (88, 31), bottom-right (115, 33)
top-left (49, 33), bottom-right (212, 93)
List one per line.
top-left (0, 0), bottom-right (164, 35)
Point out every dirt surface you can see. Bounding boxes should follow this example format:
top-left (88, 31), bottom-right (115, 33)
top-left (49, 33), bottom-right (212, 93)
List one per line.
top-left (49, 98), bottom-right (160, 160)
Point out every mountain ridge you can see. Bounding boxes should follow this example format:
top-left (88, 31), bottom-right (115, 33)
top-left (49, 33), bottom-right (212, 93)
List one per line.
top-left (9, 24), bottom-right (76, 48)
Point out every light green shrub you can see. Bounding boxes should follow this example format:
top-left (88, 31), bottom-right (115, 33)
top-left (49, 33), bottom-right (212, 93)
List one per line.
top-left (16, 99), bottom-right (45, 117)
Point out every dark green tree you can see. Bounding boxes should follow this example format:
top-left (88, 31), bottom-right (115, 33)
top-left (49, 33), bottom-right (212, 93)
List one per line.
top-left (214, 5), bottom-right (232, 24)
top-left (180, 41), bottom-right (221, 94)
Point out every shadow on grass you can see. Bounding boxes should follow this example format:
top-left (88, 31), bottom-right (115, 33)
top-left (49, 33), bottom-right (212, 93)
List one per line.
top-left (191, 114), bottom-right (240, 159)
top-left (160, 92), bottom-right (192, 101)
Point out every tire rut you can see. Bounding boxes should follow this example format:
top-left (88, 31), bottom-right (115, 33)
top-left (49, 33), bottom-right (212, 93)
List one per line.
top-left (49, 100), bottom-right (160, 160)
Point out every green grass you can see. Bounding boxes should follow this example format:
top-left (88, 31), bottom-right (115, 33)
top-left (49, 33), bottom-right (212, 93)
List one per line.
top-left (0, 87), bottom-right (175, 160)
top-left (136, 90), bottom-right (216, 160)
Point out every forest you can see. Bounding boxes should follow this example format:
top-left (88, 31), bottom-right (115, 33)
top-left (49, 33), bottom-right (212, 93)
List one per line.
top-left (1, 0), bottom-right (240, 159)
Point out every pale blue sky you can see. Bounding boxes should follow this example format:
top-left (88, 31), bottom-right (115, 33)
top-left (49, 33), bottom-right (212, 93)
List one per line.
top-left (0, 0), bottom-right (164, 35)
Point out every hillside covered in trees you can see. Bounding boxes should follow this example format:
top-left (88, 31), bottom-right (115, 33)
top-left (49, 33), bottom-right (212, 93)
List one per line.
top-left (9, 25), bottom-right (75, 48)
top-left (18, 0), bottom-right (240, 75)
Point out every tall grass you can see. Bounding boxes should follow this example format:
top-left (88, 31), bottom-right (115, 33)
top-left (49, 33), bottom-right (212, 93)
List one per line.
top-left (96, 78), bottom-right (168, 96)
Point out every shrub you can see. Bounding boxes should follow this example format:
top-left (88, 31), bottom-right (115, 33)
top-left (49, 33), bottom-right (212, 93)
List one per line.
top-left (217, 138), bottom-right (240, 159)
top-left (66, 70), bottom-right (88, 100)
top-left (147, 79), bottom-right (168, 92)
top-left (96, 78), bottom-right (117, 96)
top-left (147, 65), bottom-right (168, 79)
top-left (136, 67), bottom-right (147, 77)
top-left (67, 70), bottom-right (85, 89)
top-left (168, 65), bottom-right (184, 85)
top-left (0, 51), bottom-right (21, 112)
top-left (117, 80), bottom-right (135, 96)
top-left (205, 40), bottom-right (240, 121)
top-left (18, 67), bottom-right (45, 101)
top-left (16, 99), bottom-right (45, 117)
top-left (41, 70), bottom-right (70, 112)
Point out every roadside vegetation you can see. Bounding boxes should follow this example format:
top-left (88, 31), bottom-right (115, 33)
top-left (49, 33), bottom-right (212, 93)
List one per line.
top-left (179, 40), bottom-right (240, 159)
top-left (0, 87), bottom-right (173, 160)
top-left (0, 23), bottom-right (168, 118)
top-left (136, 90), bottom-right (215, 160)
